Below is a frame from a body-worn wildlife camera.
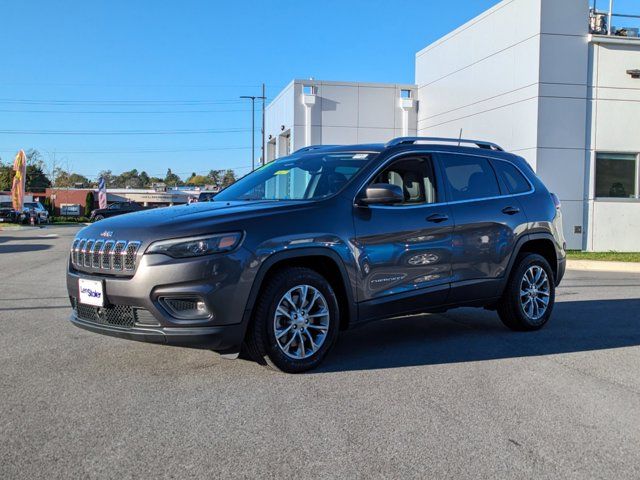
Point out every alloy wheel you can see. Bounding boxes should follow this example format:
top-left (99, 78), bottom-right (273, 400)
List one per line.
top-left (519, 265), bottom-right (550, 321)
top-left (273, 284), bottom-right (330, 359)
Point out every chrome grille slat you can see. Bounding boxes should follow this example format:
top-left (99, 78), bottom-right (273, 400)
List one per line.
top-left (83, 240), bottom-right (94, 267)
top-left (92, 240), bottom-right (104, 268)
top-left (70, 238), bottom-right (141, 274)
top-left (101, 241), bottom-right (115, 269)
top-left (112, 241), bottom-right (127, 271)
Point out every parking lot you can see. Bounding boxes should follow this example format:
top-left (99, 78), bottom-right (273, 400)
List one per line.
top-left (1, 224), bottom-right (640, 479)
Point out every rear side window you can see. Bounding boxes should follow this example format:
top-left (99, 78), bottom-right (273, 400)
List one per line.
top-left (441, 154), bottom-right (500, 201)
top-left (493, 160), bottom-right (531, 194)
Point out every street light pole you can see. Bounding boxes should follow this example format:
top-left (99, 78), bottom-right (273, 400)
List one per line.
top-left (240, 93), bottom-right (266, 171)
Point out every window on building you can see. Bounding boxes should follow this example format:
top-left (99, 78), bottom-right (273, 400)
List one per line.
top-left (441, 154), bottom-right (501, 201)
top-left (400, 89), bottom-right (412, 99)
top-left (302, 85), bottom-right (316, 95)
top-left (492, 160), bottom-right (531, 194)
top-left (595, 153), bottom-right (638, 198)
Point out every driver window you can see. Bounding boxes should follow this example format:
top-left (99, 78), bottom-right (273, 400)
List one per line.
top-left (371, 156), bottom-right (437, 205)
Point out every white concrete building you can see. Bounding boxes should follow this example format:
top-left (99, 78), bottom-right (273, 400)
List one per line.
top-left (265, 0), bottom-right (640, 251)
top-left (265, 80), bottom-right (417, 161)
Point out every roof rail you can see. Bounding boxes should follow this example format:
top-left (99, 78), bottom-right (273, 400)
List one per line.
top-left (386, 136), bottom-right (504, 152)
top-left (293, 144), bottom-right (339, 154)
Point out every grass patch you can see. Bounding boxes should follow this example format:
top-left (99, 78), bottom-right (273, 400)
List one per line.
top-left (566, 250), bottom-right (640, 263)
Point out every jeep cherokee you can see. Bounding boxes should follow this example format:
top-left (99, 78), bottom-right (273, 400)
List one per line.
top-left (66, 137), bottom-right (566, 373)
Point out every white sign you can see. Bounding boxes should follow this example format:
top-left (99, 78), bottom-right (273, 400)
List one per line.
top-left (78, 278), bottom-right (104, 307)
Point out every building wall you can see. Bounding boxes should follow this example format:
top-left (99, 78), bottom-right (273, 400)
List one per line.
top-left (265, 79), bottom-right (417, 160)
top-left (415, 0), bottom-right (590, 249)
top-left (586, 37), bottom-right (640, 251)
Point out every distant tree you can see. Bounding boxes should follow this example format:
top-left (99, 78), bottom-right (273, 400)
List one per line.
top-left (0, 161), bottom-right (12, 191)
top-left (207, 169), bottom-right (223, 186)
top-left (54, 169), bottom-right (90, 188)
top-left (43, 197), bottom-right (54, 215)
top-left (85, 191), bottom-right (95, 217)
top-left (187, 175), bottom-right (209, 185)
top-left (164, 168), bottom-right (182, 186)
top-left (221, 169), bottom-right (237, 188)
top-left (25, 164), bottom-right (51, 192)
top-left (139, 171), bottom-right (150, 187)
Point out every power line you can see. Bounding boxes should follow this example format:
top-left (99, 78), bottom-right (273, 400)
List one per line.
top-left (0, 98), bottom-right (273, 106)
top-left (0, 108), bottom-right (254, 114)
top-left (0, 128), bottom-right (250, 136)
top-left (0, 146), bottom-right (250, 154)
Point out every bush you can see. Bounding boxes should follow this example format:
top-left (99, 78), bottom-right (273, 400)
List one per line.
top-left (51, 216), bottom-right (91, 224)
top-left (84, 191), bottom-right (95, 218)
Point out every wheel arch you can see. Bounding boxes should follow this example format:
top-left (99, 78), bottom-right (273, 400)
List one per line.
top-left (241, 248), bottom-right (357, 335)
top-left (506, 233), bottom-right (560, 284)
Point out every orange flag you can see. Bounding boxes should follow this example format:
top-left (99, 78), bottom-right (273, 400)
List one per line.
top-left (11, 150), bottom-right (26, 211)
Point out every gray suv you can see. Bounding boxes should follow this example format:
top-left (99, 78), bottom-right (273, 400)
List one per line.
top-left (66, 137), bottom-right (566, 372)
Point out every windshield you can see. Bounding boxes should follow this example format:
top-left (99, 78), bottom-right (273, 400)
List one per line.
top-left (215, 152), bottom-right (375, 201)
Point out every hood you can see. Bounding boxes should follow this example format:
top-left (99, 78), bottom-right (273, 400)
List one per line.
top-left (76, 200), bottom-right (309, 242)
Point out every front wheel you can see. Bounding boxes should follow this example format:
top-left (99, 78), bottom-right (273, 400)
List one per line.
top-left (497, 253), bottom-right (555, 331)
top-left (245, 267), bottom-right (340, 373)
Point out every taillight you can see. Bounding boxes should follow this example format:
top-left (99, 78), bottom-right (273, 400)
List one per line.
top-left (550, 193), bottom-right (561, 209)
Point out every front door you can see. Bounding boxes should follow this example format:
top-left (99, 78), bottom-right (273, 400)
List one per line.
top-left (353, 154), bottom-right (454, 321)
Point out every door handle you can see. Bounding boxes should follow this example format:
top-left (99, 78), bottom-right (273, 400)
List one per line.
top-left (502, 206), bottom-right (520, 215)
top-left (426, 213), bottom-right (449, 223)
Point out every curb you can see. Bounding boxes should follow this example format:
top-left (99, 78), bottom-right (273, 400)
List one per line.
top-left (567, 259), bottom-right (640, 273)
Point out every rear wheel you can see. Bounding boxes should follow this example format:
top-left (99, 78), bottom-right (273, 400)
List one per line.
top-left (245, 267), bottom-right (339, 373)
top-left (498, 253), bottom-right (555, 331)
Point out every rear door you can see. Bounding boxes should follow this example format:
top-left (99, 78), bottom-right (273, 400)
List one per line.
top-left (436, 152), bottom-right (529, 303)
top-left (353, 153), bottom-right (454, 321)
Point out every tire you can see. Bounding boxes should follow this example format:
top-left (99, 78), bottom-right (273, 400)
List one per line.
top-left (497, 253), bottom-right (555, 331)
top-left (245, 267), bottom-right (340, 373)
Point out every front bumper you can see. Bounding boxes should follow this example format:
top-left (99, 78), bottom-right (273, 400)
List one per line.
top-left (70, 313), bottom-right (244, 352)
top-left (66, 247), bottom-right (256, 353)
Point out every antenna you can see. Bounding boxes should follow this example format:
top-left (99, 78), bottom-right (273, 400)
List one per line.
top-left (457, 128), bottom-right (463, 146)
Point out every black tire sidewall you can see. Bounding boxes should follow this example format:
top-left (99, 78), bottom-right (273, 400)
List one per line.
top-left (259, 268), bottom-right (340, 373)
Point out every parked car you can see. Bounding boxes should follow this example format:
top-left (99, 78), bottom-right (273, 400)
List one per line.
top-left (90, 202), bottom-right (145, 222)
top-left (66, 137), bottom-right (566, 373)
top-left (0, 202), bottom-right (20, 223)
top-left (21, 201), bottom-right (49, 224)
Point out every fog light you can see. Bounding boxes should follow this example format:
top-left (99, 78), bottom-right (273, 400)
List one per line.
top-left (160, 296), bottom-right (212, 320)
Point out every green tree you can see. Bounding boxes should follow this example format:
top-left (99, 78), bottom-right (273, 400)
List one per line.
top-left (221, 169), bottom-right (237, 188)
top-left (139, 171), bottom-right (150, 188)
top-left (0, 161), bottom-right (12, 191)
top-left (187, 175), bottom-right (209, 185)
top-left (164, 168), bottom-right (182, 186)
top-left (207, 169), bottom-right (223, 186)
top-left (85, 191), bottom-right (95, 217)
top-left (54, 169), bottom-right (90, 188)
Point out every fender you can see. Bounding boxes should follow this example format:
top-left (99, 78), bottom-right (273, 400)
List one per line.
top-left (498, 232), bottom-right (562, 292)
top-left (239, 247), bottom-right (359, 334)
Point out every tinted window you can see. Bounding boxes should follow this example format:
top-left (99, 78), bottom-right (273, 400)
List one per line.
top-left (441, 154), bottom-right (500, 201)
top-left (493, 160), bottom-right (531, 194)
top-left (370, 156), bottom-right (437, 205)
top-left (595, 153), bottom-right (637, 198)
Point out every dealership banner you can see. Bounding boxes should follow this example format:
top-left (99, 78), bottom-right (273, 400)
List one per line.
top-left (98, 176), bottom-right (107, 209)
top-left (11, 150), bottom-right (26, 211)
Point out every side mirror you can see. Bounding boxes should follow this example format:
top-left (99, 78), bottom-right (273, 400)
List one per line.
top-left (359, 183), bottom-right (404, 205)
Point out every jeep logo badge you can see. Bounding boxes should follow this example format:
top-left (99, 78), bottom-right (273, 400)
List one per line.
top-left (100, 230), bottom-right (114, 238)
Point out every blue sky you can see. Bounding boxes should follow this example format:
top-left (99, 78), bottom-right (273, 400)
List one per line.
top-left (0, 0), bottom-right (627, 180)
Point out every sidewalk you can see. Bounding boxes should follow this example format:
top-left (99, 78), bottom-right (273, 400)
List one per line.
top-left (567, 259), bottom-right (640, 273)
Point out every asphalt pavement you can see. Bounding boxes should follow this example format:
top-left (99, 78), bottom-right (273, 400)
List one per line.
top-left (1, 225), bottom-right (640, 479)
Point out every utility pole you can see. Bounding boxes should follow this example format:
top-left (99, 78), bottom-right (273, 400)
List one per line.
top-left (240, 92), bottom-right (266, 171)
top-left (261, 83), bottom-right (266, 166)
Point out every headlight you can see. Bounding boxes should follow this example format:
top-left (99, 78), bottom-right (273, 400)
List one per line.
top-left (146, 232), bottom-right (243, 258)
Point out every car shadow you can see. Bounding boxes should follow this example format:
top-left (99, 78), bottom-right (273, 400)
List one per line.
top-left (0, 244), bottom-right (52, 254)
top-left (314, 298), bottom-right (640, 373)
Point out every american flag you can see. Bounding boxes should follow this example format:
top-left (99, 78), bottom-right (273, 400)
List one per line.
top-left (98, 176), bottom-right (107, 209)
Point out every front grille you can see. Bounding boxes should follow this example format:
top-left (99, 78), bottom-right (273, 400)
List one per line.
top-left (70, 297), bottom-right (152, 329)
top-left (71, 238), bottom-right (141, 274)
